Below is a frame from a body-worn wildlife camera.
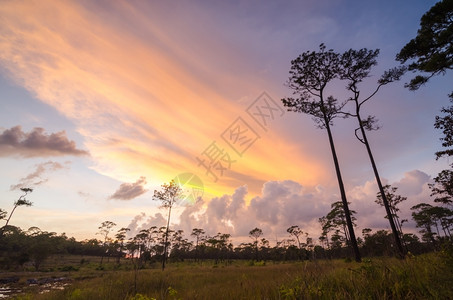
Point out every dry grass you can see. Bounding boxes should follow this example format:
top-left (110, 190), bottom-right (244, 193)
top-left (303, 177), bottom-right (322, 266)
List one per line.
top-left (9, 251), bottom-right (453, 300)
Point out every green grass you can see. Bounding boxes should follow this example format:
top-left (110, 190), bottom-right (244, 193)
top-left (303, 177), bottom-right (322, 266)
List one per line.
top-left (7, 252), bottom-right (453, 300)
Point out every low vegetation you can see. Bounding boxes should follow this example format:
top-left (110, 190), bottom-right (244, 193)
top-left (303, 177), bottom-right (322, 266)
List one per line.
top-left (3, 249), bottom-right (450, 300)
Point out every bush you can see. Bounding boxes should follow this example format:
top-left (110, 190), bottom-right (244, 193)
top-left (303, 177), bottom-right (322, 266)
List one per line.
top-left (60, 265), bottom-right (79, 272)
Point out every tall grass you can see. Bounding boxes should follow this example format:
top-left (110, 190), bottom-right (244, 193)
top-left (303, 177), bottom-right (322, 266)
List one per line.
top-left (17, 251), bottom-right (453, 299)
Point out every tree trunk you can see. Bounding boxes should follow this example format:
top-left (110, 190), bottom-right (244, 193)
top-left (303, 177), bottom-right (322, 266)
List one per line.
top-left (195, 238), bottom-right (199, 262)
top-left (393, 215), bottom-right (407, 248)
top-left (296, 236), bottom-right (302, 260)
top-left (326, 234), bottom-right (330, 250)
top-left (324, 118), bottom-right (361, 262)
top-left (445, 224), bottom-right (451, 238)
top-left (4, 204), bottom-right (18, 228)
top-left (434, 221), bottom-right (440, 237)
top-left (441, 225), bottom-right (448, 238)
top-left (356, 112), bottom-right (406, 258)
top-left (162, 205), bottom-right (172, 271)
top-left (426, 225), bottom-right (436, 246)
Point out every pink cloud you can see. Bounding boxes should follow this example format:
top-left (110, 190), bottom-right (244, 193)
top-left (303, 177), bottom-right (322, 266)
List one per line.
top-left (109, 176), bottom-right (148, 201)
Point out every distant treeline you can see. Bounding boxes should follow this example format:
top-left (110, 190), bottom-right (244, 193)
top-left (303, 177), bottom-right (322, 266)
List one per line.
top-left (1, 178), bottom-right (452, 271)
top-left (0, 221), bottom-right (449, 271)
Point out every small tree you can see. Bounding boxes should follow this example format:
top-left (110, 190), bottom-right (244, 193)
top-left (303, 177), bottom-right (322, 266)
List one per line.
top-left (411, 203), bottom-right (452, 243)
top-left (249, 227), bottom-right (263, 261)
top-left (411, 203), bottom-right (437, 245)
top-left (114, 227), bottom-right (130, 264)
top-left (318, 216), bottom-right (331, 250)
top-left (324, 201), bottom-right (357, 249)
top-left (429, 206), bottom-right (453, 238)
top-left (191, 228), bottom-right (205, 262)
top-left (205, 232), bottom-right (232, 264)
top-left (97, 220), bottom-right (116, 265)
top-left (153, 180), bottom-right (183, 270)
top-left (27, 227), bottom-right (57, 271)
top-left (287, 225), bottom-right (304, 260)
top-left (375, 185), bottom-right (407, 250)
top-left (282, 44), bottom-right (361, 262)
top-left (0, 226), bottom-right (30, 269)
top-left (430, 170), bottom-right (453, 207)
top-left (126, 235), bottom-right (142, 295)
top-left (3, 188), bottom-right (33, 228)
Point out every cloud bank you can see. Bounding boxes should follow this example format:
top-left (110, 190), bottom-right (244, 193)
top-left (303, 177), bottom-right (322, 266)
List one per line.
top-left (126, 170), bottom-right (433, 245)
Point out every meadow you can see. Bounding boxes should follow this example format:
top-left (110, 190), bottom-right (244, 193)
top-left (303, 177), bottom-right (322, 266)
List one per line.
top-left (2, 249), bottom-right (452, 300)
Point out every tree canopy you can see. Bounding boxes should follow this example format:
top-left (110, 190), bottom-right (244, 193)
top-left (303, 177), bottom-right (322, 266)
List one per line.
top-left (396, 0), bottom-right (453, 90)
top-left (282, 44), bottom-right (361, 262)
top-left (434, 94), bottom-right (453, 159)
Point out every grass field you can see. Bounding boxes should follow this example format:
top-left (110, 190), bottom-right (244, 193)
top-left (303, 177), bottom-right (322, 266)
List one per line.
top-left (3, 251), bottom-right (453, 300)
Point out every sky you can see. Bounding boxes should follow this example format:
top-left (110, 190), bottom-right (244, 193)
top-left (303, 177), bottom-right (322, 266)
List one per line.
top-left (0, 0), bottom-right (451, 245)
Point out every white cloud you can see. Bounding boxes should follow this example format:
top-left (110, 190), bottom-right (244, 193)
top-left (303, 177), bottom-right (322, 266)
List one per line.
top-left (394, 170), bottom-right (430, 196)
top-left (167, 171), bottom-right (433, 244)
top-left (348, 170), bottom-right (433, 235)
top-left (173, 180), bottom-right (331, 244)
top-left (126, 212), bottom-right (167, 238)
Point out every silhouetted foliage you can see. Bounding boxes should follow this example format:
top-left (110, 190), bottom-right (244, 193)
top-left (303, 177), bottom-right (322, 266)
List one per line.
top-left (0, 226), bottom-right (70, 270)
top-left (114, 227), bottom-right (130, 264)
top-left (287, 225), bottom-right (306, 260)
top-left (375, 185), bottom-right (408, 249)
top-left (3, 187), bottom-right (33, 229)
top-left (27, 227), bottom-right (58, 271)
top-left (191, 228), bottom-right (205, 262)
top-left (411, 201), bottom-right (452, 249)
top-left (97, 220), bottom-right (116, 265)
top-left (434, 94), bottom-right (453, 159)
top-left (282, 44), bottom-right (361, 262)
top-left (339, 47), bottom-right (406, 258)
top-left (430, 169), bottom-right (453, 206)
top-left (0, 218), bottom-right (445, 271)
top-left (322, 201), bottom-right (357, 256)
top-left (249, 227), bottom-right (263, 261)
top-left (153, 180), bottom-right (183, 270)
top-left (396, 3), bottom-right (453, 252)
top-left (431, 93), bottom-right (453, 207)
top-left (411, 203), bottom-right (439, 246)
top-left (396, 0), bottom-right (453, 90)
top-left (422, 90), bottom-right (453, 244)
top-left (205, 232), bottom-right (233, 264)
top-left (361, 229), bottom-right (396, 257)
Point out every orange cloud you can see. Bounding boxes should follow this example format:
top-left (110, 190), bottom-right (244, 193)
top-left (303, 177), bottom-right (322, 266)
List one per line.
top-left (0, 1), bottom-right (325, 197)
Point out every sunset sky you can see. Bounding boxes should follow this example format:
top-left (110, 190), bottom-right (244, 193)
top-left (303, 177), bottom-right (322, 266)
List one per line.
top-left (0, 0), bottom-right (450, 244)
